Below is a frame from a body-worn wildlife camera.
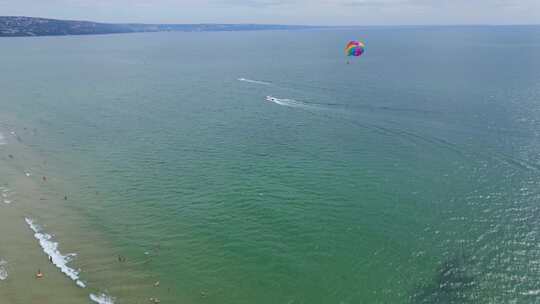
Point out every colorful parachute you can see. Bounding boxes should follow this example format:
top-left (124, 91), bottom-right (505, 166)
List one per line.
top-left (346, 41), bottom-right (365, 57)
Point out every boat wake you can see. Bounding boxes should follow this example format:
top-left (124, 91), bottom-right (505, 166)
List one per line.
top-left (238, 78), bottom-right (271, 85)
top-left (266, 96), bottom-right (300, 107)
top-left (265, 96), bottom-right (322, 110)
top-left (25, 218), bottom-right (86, 288)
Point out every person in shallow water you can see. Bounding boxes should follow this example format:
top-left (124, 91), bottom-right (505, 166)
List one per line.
top-left (36, 269), bottom-right (43, 278)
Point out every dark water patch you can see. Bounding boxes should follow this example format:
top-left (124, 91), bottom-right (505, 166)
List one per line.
top-left (410, 250), bottom-right (478, 304)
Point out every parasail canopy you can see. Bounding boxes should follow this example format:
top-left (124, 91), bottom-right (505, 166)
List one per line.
top-left (346, 41), bottom-right (365, 57)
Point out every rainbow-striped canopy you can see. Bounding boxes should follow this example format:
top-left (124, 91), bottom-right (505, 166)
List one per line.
top-left (346, 41), bottom-right (365, 57)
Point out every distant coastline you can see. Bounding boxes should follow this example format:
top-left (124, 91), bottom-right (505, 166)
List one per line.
top-left (0, 16), bottom-right (318, 37)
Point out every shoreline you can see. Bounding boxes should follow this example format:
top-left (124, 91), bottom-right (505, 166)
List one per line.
top-left (0, 120), bottom-right (122, 303)
top-left (0, 114), bottom-right (175, 304)
top-left (0, 122), bottom-right (98, 303)
top-left (0, 115), bottom-right (171, 303)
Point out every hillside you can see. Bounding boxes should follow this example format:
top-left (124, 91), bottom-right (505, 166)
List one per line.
top-left (0, 16), bottom-right (313, 37)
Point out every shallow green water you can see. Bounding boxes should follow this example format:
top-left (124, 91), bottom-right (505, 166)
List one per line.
top-left (1, 27), bottom-right (540, 303)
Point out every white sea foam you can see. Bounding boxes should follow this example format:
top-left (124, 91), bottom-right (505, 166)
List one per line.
top-left (24, 218), bottom-right (86, 288)
top-left (0, 260), bottom-right (8, 280)
top-left (522, 289), bottom-right (540, 296)
top-left (238, 78), bottom-right (271, 85)
top-left (90, 293), bottom-right (115, 304)
top-left (1, 187), bottom-right (13, 204)
top-left (0, 132), bottom-right (5, 145)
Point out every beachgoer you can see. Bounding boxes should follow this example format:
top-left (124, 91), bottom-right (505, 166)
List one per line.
top-left (36, 269), bottom-right (44, 278)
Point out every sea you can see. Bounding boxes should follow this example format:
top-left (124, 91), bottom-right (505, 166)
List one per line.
top-left (1, 26), bottom-right (540, 303)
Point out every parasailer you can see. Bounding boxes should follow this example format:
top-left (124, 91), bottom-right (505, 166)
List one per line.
top-left (345, 40), bottom-right (365, 64)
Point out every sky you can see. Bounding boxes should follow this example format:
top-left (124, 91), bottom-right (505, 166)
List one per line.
top-left (0, 0), bottom-right (539, 25)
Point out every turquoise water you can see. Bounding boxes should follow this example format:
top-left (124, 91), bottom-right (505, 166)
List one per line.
top-left (1, 27), bottom-right (540, 303)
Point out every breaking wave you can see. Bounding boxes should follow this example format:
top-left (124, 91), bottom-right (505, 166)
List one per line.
top-left (238, 78), bottom-right (271, 85)
top-left (90, 293), bottom-right (115, 304)
top-left (24, 218), bottom-right (86, 288)
top-left (0, 260), bottom-right (8, 280)
top-left (1, 187), bottom-right (13, 204)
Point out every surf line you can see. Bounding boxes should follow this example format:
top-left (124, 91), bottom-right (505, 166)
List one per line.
top-left (90, 293), bottom-right (116, 304)
top-left (0, 259), bottom-right (8, 280)
top-left (25, 218), bottom-right (87, 288)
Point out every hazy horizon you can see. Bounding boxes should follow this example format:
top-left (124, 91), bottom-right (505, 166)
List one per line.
top-left (0, 0), bottom-right (539, 26)
top-left (3, 14), bottom-right (540, 27)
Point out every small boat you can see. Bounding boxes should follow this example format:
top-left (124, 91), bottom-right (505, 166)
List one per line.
top-left (266, 96), bottom-right (277, 102)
